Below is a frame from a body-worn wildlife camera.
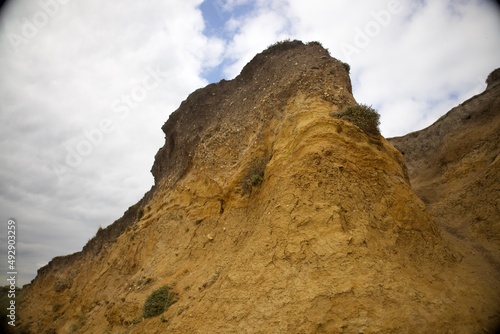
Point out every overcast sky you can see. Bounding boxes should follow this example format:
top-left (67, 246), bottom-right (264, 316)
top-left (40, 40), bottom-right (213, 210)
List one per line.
top-left (0, 0), bottom-right (499, 286)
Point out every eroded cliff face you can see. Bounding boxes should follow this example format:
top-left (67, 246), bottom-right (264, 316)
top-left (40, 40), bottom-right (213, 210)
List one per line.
top-left (15, 42), bottom-right (500, 333)
top-left (389, 68), bottom-right (500, 267)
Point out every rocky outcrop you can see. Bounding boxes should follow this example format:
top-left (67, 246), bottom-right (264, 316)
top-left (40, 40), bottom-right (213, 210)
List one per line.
top-left (15, 42), bottom-right (500, 334)
top-left (389, 68), bottom-right (500, 265)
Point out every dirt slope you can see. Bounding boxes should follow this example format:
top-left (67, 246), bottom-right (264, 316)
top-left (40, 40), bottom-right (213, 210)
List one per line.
top-left (14, 42), bottom-right (500, 334)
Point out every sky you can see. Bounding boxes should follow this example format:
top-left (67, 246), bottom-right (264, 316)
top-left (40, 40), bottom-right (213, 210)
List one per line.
top-left (0, 0), bottom-right (499, 286)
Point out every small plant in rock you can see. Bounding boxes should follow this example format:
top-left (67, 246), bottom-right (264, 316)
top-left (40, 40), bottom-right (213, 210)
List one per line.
top-left (250, 171), bottom-right (264, 186)
top-left (242, 158), bottom-right (267, 195)
top-left (265, 39), bottom-right (301, 53)
top-left (341, 61), bottom-right (350, 73)
top-left (331, 104), bottom-right (380, 136)
top-left (52, 303), bottom-right (62, 312)
top-left (69, 324), bottom-right (78, 333)
top-left (143, 285), bottom-right (177, 318)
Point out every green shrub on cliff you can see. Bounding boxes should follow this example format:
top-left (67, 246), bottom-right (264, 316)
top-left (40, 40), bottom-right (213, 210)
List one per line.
top-left (341, 61), bottom-right (350, 73)
top-left (143, 285), bottom-right (177, 318)
top-left (242, 158), bottom-right (267, 195)
top-left (331, 104), bottom-right (380, 136)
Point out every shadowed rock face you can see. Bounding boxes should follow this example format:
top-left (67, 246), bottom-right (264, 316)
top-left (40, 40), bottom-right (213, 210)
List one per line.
top-left (389, 68), bottom-right (500, 264)
top-left (15, 43), bottom-right (500, 334)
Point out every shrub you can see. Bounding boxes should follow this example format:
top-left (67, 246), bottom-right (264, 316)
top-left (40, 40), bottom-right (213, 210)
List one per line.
top-left (250, 171), bottom-right (264, 186)
top-left (242, 158), bottom-right (267, 195)
top-left (331, 104), bottom-right (380, 136)
top-left (265, 39), bottom-right (296, 52)
top-left (341, 61), bottom-right (350, 73)
top-left (143, 285), bottom-right (177, 318)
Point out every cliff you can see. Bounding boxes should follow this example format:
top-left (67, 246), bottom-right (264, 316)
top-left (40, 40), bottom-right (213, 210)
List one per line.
top-left (389, 68), bottom-right (499, 211)
top-left (14, 42), bottom-right (500, 333)
top-left (389, 66), bottom-right (500, 290)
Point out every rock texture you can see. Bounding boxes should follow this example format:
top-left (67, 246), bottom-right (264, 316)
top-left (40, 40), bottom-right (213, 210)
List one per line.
top-left (14, 42), bottom-right (500, 333)
top-left (389, 69), bottom-right (500, 265)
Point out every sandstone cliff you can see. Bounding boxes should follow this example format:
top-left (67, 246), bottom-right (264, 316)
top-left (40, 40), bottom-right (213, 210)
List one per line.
top-left (389, 69), bottom-right (500, 264)
top-left (14, 42), bottom-right (500, 333)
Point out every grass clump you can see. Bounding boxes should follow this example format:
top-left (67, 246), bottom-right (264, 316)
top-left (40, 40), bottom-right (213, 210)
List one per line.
top-left (341, 61), bottom-right (350, 73)
top-left (143, 285), bottom-right (177, 318)
top-left (242, 158), bottom-right (267, 195)
top-left (265, 39), bottom-right (297, 51)
top-left (331, 104), bottom-right (380, 136)
top-left (250, 171), bottom-right (264, 186)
